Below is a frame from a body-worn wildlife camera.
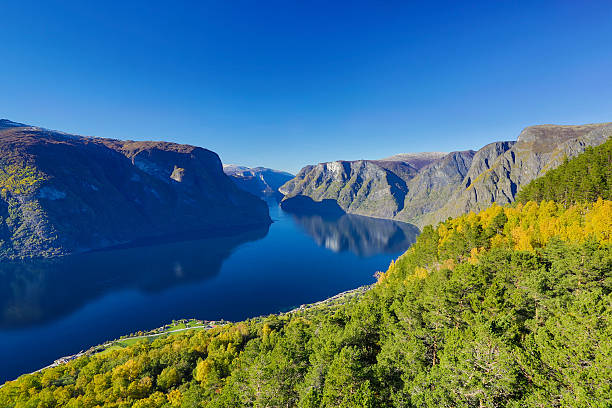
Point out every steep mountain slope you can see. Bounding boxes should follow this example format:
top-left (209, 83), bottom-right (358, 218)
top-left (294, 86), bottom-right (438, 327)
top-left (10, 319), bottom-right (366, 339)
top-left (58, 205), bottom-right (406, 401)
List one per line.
top-left (280, 122), bottom-right (611, 227)
top-left (223, 165), bottom-right (293, 201)
top-left (394, 150), bottom-right (478, 222)
top-left (516, 138), bottom-right (612, 204)
top-left (279, 160), bottom-right (418, 219)
top-left (0, 122), bottom-right (271, 259)
top-left (420, 122), bottom-right (612, 225)
top-left (279, 152), bottom-right (477, 221)
top-left (278, 152), bottom-right (447, 216)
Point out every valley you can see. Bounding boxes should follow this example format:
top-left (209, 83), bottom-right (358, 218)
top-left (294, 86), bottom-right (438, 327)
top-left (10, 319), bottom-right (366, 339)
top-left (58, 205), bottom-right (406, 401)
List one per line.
top-left (0, 120), bottom-right (610, 408)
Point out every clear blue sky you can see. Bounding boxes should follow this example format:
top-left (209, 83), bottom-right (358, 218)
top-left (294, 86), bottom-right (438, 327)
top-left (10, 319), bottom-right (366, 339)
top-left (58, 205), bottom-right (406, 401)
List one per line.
top-left (2, 1), bottom-right (611, 173)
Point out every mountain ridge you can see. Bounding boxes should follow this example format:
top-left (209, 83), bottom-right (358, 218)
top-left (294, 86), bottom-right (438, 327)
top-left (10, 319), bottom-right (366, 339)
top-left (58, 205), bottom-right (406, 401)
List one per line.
top-left (280, 122), bottom-right (612, 227)
top-left (0, 121), bottom-right (271, 259)
top-left (223, 164), bottom-right (294, 201)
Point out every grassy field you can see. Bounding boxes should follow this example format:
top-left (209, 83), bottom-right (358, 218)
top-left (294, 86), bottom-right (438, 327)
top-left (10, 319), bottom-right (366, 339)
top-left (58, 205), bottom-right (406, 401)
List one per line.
top-left (97, 319), bottom-right (216, 355)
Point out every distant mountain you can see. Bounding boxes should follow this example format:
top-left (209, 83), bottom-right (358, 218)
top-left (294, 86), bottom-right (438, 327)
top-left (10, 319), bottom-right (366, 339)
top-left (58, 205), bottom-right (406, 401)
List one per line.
top-left (279, 152), bottom-right (474, 221)
top-left (223, 164), bottom-right (293, 201)
top-left (279, 161), bottom-right (409, 219)
top-left (379, 151), bottom-right (447, 169)
top-left (0, 121), bottom-right (271, 259)
top-left (280, 122), bottom-right (612, 227)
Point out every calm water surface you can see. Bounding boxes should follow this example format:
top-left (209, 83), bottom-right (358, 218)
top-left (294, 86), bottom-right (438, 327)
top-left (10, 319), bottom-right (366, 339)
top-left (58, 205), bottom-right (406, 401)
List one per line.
top-left (0, 204), bottom-right (419, 382)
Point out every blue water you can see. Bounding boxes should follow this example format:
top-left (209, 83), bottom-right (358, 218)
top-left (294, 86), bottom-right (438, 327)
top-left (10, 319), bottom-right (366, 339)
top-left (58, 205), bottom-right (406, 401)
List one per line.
top-left (0, 204), bottom-right (418, 383)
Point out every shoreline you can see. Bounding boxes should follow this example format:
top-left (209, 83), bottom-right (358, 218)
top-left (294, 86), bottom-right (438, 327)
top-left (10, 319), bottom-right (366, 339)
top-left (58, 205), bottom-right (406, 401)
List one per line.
top-left (2, 284), bottom-right (374, 386)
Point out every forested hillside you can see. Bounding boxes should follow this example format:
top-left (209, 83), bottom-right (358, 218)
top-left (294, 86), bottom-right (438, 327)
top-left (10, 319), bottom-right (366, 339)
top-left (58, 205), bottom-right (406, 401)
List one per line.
top-left (516, 138), bottom-right (611, 204)
top-left (1, 197), bottom-right (610, 407)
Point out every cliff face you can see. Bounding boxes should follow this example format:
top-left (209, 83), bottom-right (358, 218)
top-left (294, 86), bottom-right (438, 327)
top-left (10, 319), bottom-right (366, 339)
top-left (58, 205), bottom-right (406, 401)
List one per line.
top-left (279, 152), bottom-right (475, 221)
top-left (279, 160), bottom-right (417, 219)
top-left (0, 122), bottom-right (271, 259)
top-left (223, 165), bottom-right (294, 201)
top-left (420, 123), bottom-right (612, 225)
top-left (395, 150), bottom-right (477, 222)
top-left (280, 122), bottom-right (611, 228)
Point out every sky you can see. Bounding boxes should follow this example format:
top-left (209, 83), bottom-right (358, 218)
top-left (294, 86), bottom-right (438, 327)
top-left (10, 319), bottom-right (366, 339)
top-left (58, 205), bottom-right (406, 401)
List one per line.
top-left (1, 1), bottom-right (611, 173)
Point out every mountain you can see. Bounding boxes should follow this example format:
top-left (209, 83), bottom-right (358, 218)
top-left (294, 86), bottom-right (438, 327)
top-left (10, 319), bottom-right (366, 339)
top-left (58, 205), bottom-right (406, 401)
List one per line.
top-left (515, 137), bottom-right (612, 204)
top-left (419, 122), bottom-right (612, 225)
top-left (278, 155), bottom-right (441, 219)
top-left (379, 151), bottom-right (447, 169)
top-left (280, 122), bottom-right (611, 227)
top-left (223, 165), bottom-right (293, 201)
top-left (0, 121), bottom-right (271, 259)
top-left (279, 152), bottom-right (474, 221)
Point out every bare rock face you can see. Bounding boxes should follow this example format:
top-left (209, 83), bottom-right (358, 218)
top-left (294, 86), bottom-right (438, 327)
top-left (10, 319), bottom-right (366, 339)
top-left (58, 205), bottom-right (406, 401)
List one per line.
top-left (0, 122), bottom-right (271, 259)
top-left (395, 150), bottom-right (476, 222)
top-left (280, 160), bottom-right (416, 219)
top-left (280, 122), bottom-right (611, 228)
top-left (279, 152), bottom-right (476, 222)
top-left (420, 122), bottom-right (612, 226)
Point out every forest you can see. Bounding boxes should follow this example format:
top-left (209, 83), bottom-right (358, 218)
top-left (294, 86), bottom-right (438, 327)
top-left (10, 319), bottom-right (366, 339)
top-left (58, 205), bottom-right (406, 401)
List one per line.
top-left (516, 138), bottom-right (611, 204)
top-left (1, 143), bottom-right (611, 408)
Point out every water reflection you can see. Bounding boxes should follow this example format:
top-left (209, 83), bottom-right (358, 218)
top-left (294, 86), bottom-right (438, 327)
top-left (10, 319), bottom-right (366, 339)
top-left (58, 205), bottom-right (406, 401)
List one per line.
top-left (0, 226), bottom-right (269, 329)
top-left (0, 203), bottom-right (420, 383)
top-left (287, 211), bottom-right (420, 256)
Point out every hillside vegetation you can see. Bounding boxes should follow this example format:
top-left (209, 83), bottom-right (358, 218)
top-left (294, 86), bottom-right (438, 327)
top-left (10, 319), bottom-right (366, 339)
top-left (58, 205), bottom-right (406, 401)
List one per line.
top-left (1, 196), bottom-right (610, 407)
top-left (516, 138), bottom-right (611, 205)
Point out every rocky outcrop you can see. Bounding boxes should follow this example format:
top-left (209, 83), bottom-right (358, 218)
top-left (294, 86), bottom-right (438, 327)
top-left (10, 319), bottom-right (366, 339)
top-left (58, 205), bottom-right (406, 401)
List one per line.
top-left (279, 151), bottom-right (475, 222)
top-left (223, 165), bottom-right (293, 201)
top-left (0, 122), bottom-right (271, 259)
top-left (280, 122), bottom-right (611, 228)
top-left (420, 122), bottom-right (612, 225)
top-left (279, 160), bottom-right (417, 219)
top-left (394, 150), bottom-right (477, 222)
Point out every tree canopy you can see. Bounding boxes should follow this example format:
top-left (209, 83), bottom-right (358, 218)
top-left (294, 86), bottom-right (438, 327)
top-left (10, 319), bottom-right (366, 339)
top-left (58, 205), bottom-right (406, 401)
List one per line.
top-left (516, 138), bottom-right (612, 205)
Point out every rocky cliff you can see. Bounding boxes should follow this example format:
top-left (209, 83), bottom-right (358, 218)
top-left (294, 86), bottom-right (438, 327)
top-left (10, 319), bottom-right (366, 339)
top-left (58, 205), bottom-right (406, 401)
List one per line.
top-left (280, 160), bottom-right (417, 219)
top-left (279, 152), bottom-right (474, 221)
top-left (420, 122), bottom-right (612, 225)
top-left (0, 121), bottom-right (271, 259)
top-left (223, 165), bottom-right (293, 201)
top-left (280, 122), bottom-right (611, 227)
